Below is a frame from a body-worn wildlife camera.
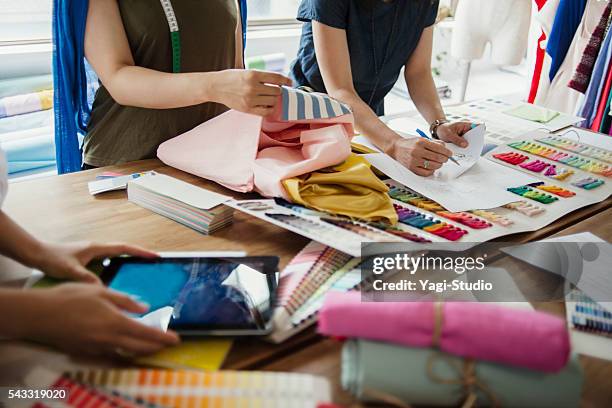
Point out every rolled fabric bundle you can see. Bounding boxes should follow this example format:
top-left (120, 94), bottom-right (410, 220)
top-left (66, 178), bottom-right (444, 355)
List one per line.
top-left (319, 292), bottom-right (570, 372)
top-left (342, 340), bottom-right (583, 408)
top-left (0, 75), bottom-right (53, 99)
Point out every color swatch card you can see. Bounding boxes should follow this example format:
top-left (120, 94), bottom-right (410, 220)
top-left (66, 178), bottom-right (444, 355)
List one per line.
top-left (227, 199), bottom-right (428, 257)
top-left (268, 241), bottom-right (362, 343)
top-left (136, 339), bottom-right (233, 371)
top-left (67, 369), bottom-right (332, 407)
top-left (88, 172), bottom-right (156, 195)
top-left (566, 289), bottom-right (612, 362)
top-left (128, 173), bottom-right (234, 235)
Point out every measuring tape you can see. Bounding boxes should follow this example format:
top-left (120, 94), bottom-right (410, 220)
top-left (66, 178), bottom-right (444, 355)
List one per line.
top-left (159, 0), bottom-right (181, 73)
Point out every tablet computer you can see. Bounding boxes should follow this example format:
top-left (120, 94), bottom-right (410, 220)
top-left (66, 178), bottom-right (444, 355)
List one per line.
top-left (101, 256), bottom-right (279, 336)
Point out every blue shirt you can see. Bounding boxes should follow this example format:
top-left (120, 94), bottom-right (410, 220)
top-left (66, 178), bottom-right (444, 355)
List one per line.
top-left (290, 0), bottom-right (439, 116)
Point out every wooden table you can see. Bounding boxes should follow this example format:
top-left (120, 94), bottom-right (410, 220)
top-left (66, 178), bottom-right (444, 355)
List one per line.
top-left (1, 160), bottom-right (611, 406)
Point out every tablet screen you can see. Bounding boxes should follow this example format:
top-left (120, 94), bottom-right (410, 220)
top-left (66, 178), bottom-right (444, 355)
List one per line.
top-left (102, 257), bottom-right (279, 333)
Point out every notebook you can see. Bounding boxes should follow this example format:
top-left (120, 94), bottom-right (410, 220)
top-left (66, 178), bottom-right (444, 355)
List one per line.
top-left (267, 241), bottom-right (363, 343)
top-left (127, 172), bottom-right (234, 235)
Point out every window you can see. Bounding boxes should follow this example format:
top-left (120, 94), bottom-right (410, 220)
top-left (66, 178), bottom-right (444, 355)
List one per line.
top-left (248, 0), bottom-right (300, 25)
top-left (0, 0), bottom-right (52, 43)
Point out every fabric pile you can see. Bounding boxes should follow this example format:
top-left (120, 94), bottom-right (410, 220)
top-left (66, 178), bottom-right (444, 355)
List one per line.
top-left (0, 75), bottom-right (56, 175)
top-left (158, 87), bottom-right (398, 224)
top-left (529, 0), bottom-right (612, 135)
top-left (318, 291), bottom-right (582, 407)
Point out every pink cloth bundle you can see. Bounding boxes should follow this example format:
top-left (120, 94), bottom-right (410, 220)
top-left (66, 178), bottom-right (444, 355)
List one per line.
top-left (157, 87), bottom-right (354, 198)
top-left (318, 291), bottom-right (571, 373)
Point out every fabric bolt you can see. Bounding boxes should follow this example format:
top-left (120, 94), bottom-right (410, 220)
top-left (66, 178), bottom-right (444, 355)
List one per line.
top-left (591, 53), bottom-right (612, 131)
top-left (528, 0), bottom-right (549, 103)
top-left (342, 340), bottom-right (583, 408)
top-left (2, 132), bottom-right (55, 175)
top-left (537, 0), bottom-right (607, 113)
top-left (568, 1), bottom-right (612, 93)
top-left (282, 154), bottom-right (397, 224)
top-left (52, 0), bottom-right (248, 174)
top-left (0, 110), bottom-right (53, 135)
top-left (318, 291), bottom-right (570, 373)
top-left (546, 0), bottom-right (588, 82)
top-left (290, 0), bottom-right (439, 116)
top-left (0, 90), bottom-right (53, 119)
top-left (577, 20), bottom-right (612, 127)
top-left (0, 148), bottom-right (7, 208)
top-left (158, 87), bottom-right (356, 200)
top-left (0, 75), bottom-right (53, 99)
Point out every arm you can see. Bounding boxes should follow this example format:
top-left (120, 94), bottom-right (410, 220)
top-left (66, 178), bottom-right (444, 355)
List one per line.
top-left (311, 21), bottom-right (452, 176)
top-left (0, 210), bottom-right (156, 283)
top-left (404, 26), bottom-right (470, 147)
top-left (85, 0), bottom-right (290, 115)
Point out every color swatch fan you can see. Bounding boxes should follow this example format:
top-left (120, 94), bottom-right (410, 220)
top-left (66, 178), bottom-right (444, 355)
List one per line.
top-left (127, 173), bottom-right (234, 235)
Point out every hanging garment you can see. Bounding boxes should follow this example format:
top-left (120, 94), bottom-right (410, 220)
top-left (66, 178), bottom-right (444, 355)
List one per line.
top-left (577, 22), bottom-right (612, 127)
top-left (533, 0), bottom-right (561, 106)
top-left (597, 78), bottom-right (612, 133)
top-left (537, 0), bottom-right (608, 114)
top-left (546, 0), bottom-right (588, 81)
top-left (528, 0), bottom-right (550, 103)
top-left (282, 154), bottom-right (397, 224)
top-left (591, 57), bottom-right (612, 131)
top-left (451, 0), bottom-right (532, 66)
top-left (568, 1), bottom-right (612, 93)
top-left (158, 87), bottom-right (355, 199)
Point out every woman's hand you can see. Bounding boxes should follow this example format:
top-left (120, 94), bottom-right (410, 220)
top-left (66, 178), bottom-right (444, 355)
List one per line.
top-left (34, 242), bottom-right (158, 285)
top-left (435, 122), bottom-right (472, 148)
top-left (208, 69), bottom-right (293, 116)
top-left (390, 136), bottom-right (453, 177)
top-left (17, 284), bottom-right (180, 356)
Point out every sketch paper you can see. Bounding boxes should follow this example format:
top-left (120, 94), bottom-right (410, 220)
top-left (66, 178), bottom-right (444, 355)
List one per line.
top-left (364, 153), bottom-right (539, 212)
top-left (436, 124), bottom-right (486, 180)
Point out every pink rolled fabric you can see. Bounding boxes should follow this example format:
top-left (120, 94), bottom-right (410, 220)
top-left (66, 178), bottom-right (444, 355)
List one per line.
top-left (318, 291), bottom-right (570, 373)
top-left (157, 87), bottom-right (354, 198)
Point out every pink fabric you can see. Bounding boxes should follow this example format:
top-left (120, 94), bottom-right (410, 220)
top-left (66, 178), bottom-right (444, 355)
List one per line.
top-left (157, 103), bottom-right (354, 198)
top-left (318, 291), bottom-right (570, 373)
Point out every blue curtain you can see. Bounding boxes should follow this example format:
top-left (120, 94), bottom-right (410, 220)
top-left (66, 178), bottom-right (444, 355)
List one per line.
top-left (52, 0), bottom-right (248, 174)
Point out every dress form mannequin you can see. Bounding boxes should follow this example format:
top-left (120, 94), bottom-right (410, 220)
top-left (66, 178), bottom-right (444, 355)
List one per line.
top-left (451, 0), bottom-right (532, 65)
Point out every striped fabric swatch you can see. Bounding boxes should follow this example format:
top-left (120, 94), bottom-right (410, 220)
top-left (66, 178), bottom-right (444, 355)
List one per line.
top-left (281, 86), bottom-right (351, 121)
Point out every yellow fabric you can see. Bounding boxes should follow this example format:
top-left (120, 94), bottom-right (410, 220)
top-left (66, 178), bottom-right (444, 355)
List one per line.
top-left (283, 154), bottom-right (398, 225)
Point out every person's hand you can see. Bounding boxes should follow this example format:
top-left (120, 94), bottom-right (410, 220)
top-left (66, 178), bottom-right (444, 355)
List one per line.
top-left (21, 283), bottom-right (180, 356)
top-left (435, 122), bottom-right (472, 148)
top-left (209, 69), bottom-right (293, 116)
top-left (390, 136), bottom-right (453, 177)
top-left (34, 242), bottom-right (158, 284)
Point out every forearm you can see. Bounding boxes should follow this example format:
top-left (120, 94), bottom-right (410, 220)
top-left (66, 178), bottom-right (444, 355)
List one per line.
top-left (330, 88), bottom-right (401, 154)
top-left (0, 211), bottom-right (45, 269)
top-left (0, 289), bottom-right (39, 339)
top-left (103, 67), bottom-right (219, 109)
top-left (405, 69), bottom-right (446, 124)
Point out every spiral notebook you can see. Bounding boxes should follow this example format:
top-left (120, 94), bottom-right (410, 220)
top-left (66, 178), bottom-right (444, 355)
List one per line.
top-left (267, 241), bottom-right (362, 343)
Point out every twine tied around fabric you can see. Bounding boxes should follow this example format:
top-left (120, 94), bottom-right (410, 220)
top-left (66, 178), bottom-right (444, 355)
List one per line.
top-left (426, 354), bottom-right (500, 408)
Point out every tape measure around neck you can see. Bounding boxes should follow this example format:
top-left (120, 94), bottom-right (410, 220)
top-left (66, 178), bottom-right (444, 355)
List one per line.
top-left (159, 0), bottom-right (181, 73)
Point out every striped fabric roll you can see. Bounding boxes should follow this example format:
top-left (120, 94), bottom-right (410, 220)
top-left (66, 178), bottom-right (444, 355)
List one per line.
top-left (281, 86), bottom-right (351, 121)
top-left (0, 90), bottom-right (54, 119)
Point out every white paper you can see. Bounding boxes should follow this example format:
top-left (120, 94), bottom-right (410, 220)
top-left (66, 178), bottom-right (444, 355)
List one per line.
top-left (436, 124), bottom-right (486, 180)
top-left (88, 173), bottom-right (154, 195)
top-left (130, 173), bottom-right (231, 210)
top-left (364, 153), bottom-right (539, 212)
top-left (137, 306), bottom-right (174, 332)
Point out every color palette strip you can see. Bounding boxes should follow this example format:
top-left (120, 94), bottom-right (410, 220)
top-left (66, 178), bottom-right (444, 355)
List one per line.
top-left (66, 369), bottom-right (332, 406)
top-left (503, 200), bottom-right (546, 216)
top-left (567, 291), bottom-right (612, 337)
top-left (470, 209), bottom-right (514, 226)
top-left (537, 135), bottom-right (612, 164)
top-left (507, 186), bottom-right (559, 204)
top-left (508, 140), bottom-right (612, 177)
top-left (572, 177), bottom-right (605, 190)
top-left (543, 165), bottom-right (574, 181)
top-left (394, 204), bottom-right (468, 241)
top-left (528, 182), bottom-right (576, 198)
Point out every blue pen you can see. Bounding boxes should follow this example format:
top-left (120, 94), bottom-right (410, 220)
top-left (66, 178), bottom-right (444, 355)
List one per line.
top-left (416, 128), bottom-right (460, 166)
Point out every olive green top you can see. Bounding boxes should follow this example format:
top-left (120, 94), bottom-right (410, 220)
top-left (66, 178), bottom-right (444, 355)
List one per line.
top-left (84, 0), bottom-right (238, 167)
